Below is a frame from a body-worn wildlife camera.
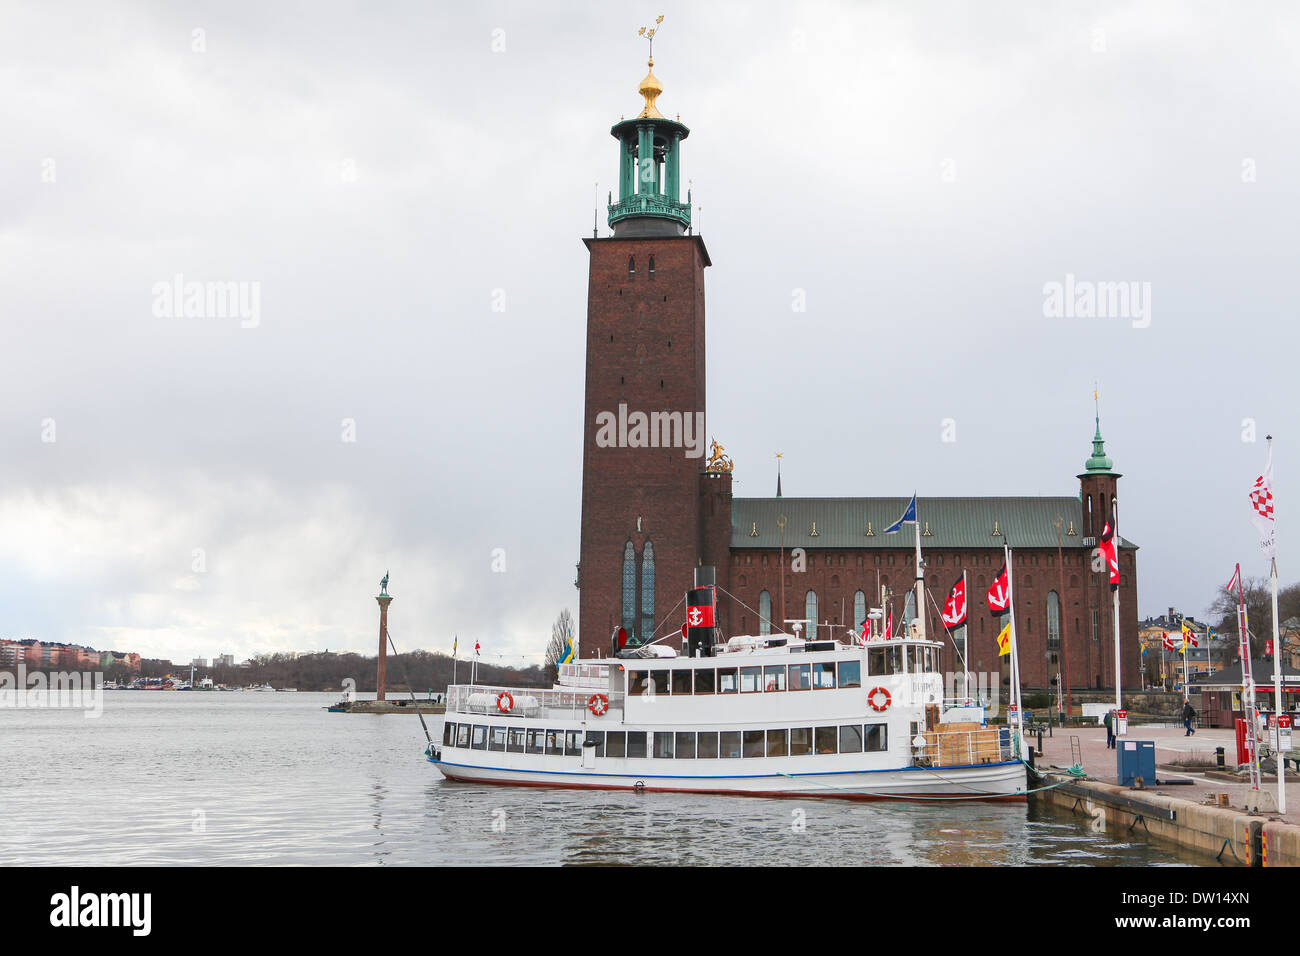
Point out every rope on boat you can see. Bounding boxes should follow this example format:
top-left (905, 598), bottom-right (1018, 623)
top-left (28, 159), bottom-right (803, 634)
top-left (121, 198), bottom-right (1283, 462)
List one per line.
top-left (385, 628), bottom-right (432, 743)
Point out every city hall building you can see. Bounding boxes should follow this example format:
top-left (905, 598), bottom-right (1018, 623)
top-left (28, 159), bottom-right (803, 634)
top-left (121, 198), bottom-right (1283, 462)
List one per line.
top-left (575, 54), bottom-right (1139, 692)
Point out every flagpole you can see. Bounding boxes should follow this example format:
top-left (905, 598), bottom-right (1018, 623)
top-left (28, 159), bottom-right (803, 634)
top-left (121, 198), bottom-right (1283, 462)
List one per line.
top-left (1236, 563), bottom-right (1262, 791)
top-left (913, 496), bottom-right (926, 642)
top-left (963, 569), bottom-right (971, 703)
top-left (1272, 549), bottom-right (1286, 813)
top-left (1111, 501), bottom-right (1123, 721)
top-left (1005, 541), bottom-right (1024, 755)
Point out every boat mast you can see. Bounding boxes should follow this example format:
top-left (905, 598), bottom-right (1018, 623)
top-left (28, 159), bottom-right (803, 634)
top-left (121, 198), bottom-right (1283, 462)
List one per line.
top-left (913, 503), bottom-right (926, 642)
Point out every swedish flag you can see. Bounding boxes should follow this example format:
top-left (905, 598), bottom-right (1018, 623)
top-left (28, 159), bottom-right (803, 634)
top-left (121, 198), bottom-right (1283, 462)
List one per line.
top-left (558, 636), bottom-right (576, 665)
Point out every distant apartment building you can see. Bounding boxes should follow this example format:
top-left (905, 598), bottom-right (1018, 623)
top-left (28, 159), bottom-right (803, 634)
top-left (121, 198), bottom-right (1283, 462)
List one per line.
top-left (217, 654), bottom-right (235, 667)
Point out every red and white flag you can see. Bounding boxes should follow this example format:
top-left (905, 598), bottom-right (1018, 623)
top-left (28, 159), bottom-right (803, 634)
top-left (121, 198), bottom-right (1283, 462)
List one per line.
top-left (1250, 446), bottom-right (1276, 559)
top-left (857, 620), bottom-right (869, 646)
top-left (885, 606), bottom-right (894, 640)
top-left (474, 639), bottom-right (481, 656)
top-left (1098, 515), bottom-right (1120, 590)
top-left (942, 574), bottom-right (968, 631)
top-left (986, 564), bottom-right (1010, 614)
top-left (1226, 565), bottom-right (1241, 595)
top-left (1162, 632), bottom-right (1175, 651)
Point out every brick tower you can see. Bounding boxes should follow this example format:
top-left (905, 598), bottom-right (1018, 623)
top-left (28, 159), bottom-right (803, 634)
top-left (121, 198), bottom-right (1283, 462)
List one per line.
top-left (577, 42), bottom-right (713, 658)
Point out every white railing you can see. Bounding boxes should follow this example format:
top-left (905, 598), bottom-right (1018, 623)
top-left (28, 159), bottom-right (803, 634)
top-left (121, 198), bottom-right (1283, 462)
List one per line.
top-left (447, 684), bottom-right (623, 721)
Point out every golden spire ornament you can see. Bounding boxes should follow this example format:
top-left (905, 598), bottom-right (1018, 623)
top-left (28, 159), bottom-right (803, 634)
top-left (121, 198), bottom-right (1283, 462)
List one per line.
top-left (636, 16), bottom-right (666, 119)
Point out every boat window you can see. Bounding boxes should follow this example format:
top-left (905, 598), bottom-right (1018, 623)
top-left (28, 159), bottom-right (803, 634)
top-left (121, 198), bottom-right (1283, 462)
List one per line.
top-left (789, 663), bottom-right (811, 691)
top-left (526, 729), bottom-right (545, 754)
top-left (838, 660), bottom-right (862, 688)
top-left (471, 725), bottom-right (488, 750)
top-left (626, 732), bottom-right (648, 758)
top-left (790, 727), bottom-right (813, 755)
top-left (740, 666), bottom-right (763, 693)
top-left (815, 726), bottom-right (838, 754)
top-left (507, 728), bottom-right (526, 753)
top-left (813, 662), bottom-right (837, 689)
top-left (545, 729), bottom-right (563, 755)
top-left (718, 667), bottom-right (738, 694)
top-left (654, 732), bottom-right (675, 759)
top-left (764, 664), bottom-right (787, 692)
top-left (489, 726), bottom-right (507, 752)
top-left (565, 731), bottom-right (583, 756)
top-left (864, 724), bottom-right (888, 752)
top-left (443, 721), bottom-right (456, 746)
top-left (868, 646), bottom-right (902, 676)
top-left (675, 732), bottom-right (696, 758)
top-left (697, 732), bottom-right (719, 759)
top-left (651, 670), bottom-right (670, 696)
top-left (606, 731), bottom-right (626, 757)
top-left (672, 669), bottom-right (693, 695)
top-left (839, 725), bottom-right (863, 753)
top-left (694, 668), bottom-right (716, 695)
top-left (743, 730), bottom-right (765, 757)
top-left (585, 731), bottom-right (605, 756)
top-left (926, 647), bottom-right (939, 672)
top-left (629, 670), bottom-right (650, 696)
top-left (766, 728), bottom-right (788, 757)
top-left (457, 724), bottom-right (471, 748)
top-left (719, 731), bottom-right (742, 758)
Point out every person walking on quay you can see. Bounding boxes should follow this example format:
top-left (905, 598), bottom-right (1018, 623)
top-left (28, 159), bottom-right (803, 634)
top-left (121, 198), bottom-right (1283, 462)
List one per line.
top-left (1182, 699), bottom-right (1197, 736)
top-left (1104, 708), bottom-right (1116, 749)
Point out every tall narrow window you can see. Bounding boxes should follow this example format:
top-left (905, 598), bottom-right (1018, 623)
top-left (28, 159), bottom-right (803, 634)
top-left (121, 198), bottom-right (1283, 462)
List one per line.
top-left (805, 591), bottom-right (818, 641)
top-left (640, 541), bottom-right (655, 642)
top-left (1047, 591), bottom-right (1061, 649)
top-left (759, 590), bottom-right (771, 635)
top-left (621, 541), bottom-right (636, 642)
top-left (853, 590), bottom-right (866, 631)
top-left (648, 255), bottom-right (655, 279)
top-left (628, 256), bottom-right (636, 277)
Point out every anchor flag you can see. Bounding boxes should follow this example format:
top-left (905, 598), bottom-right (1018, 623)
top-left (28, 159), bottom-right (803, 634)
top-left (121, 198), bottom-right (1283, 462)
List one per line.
top-left (986, 564), bottom-right (1010, 614)
top-left (1250, 446), bottom-right (1276, 559)
top-left (686, 603), bottom-right (715, 628)
top-left (1098, 514), bottom-right (1120, 590)
top-left (996, 621), bottom-right (1012, 657)
top-left (882, 494), bottom-right (917, 534)
top-left (941, 574), bottom-right (967, 631)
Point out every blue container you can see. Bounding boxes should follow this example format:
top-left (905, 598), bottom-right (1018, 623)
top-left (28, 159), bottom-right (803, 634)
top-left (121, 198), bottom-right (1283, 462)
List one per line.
top-left (1116, 739), bottom-right (1156, 786)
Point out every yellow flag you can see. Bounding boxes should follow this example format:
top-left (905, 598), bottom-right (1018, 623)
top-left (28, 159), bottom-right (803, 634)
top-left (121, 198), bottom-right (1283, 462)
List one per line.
top-left (996, 621), bottom-right (1011, 657)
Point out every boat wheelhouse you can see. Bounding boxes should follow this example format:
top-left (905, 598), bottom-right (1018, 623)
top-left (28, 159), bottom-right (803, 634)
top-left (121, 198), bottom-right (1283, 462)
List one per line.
top-left (428, 628), bottom-right (1025, 801)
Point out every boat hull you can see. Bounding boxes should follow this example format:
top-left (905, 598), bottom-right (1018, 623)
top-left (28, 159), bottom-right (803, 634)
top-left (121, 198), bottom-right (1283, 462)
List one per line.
top-left (429, 756), bottom-right (1026, 802)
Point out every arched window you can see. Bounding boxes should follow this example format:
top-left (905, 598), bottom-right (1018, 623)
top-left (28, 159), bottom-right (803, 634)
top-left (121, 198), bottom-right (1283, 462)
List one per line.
top-left (853, 590), bottom-right (866, 629)
top-left (805, 590), bottom-right (818, 640)
top-left (759, 590), bottom-right (772, 636)
top-left (628, 256), bottom-right (636, 277)
top-left (621, 541), bottom-right (636, 641)
top-left (648, 255), bottom-right (655, 279)
top-left (640, 541), bottom-right (655, 642)
top-left (1047, 591), bottom-right (1061, 649)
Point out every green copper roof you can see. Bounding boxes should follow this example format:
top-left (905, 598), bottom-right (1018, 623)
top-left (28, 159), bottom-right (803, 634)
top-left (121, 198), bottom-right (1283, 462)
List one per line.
top-left (1083, 413), bottom-right (1117, 475)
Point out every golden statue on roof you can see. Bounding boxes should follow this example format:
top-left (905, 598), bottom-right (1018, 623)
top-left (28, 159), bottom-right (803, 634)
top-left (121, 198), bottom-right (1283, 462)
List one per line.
top-left (705, 438), bottom-right (734, 474)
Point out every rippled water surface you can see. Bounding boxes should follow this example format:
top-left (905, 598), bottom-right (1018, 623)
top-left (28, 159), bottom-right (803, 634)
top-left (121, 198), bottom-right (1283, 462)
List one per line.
top-left (1, 693), bottom-right (1224, 865)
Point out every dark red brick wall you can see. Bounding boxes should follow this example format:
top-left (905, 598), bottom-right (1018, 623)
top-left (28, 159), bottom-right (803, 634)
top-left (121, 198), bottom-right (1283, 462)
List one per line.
top-left (724, 543), bottom-right (1139, 694)
top-left (577, 235), bottom-right (710, 658)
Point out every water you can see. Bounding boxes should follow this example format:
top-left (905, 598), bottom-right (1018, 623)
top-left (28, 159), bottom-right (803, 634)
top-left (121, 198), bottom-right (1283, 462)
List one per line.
top-left (0, 692), bottom-right (1225, 866)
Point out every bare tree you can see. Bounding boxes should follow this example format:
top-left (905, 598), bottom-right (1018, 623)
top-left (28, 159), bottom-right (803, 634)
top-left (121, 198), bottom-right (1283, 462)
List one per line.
top-left (545, 608), bottom-right (575, 677)
top-left (1208, 577), bottom-right (1300, 662)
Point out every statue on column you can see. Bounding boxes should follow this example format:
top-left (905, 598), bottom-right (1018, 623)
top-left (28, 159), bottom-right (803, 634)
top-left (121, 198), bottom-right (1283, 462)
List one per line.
top-left (380, 571), bottom-right (389, 596)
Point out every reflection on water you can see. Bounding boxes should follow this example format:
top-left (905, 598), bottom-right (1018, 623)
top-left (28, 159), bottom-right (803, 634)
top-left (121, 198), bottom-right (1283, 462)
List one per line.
top-left (0, 693), bottom-right (1222, 866)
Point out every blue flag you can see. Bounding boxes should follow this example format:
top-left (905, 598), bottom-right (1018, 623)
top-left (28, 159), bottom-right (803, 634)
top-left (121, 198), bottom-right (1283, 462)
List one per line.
top-left (559, 636), bottom-right (576, 665)
top-left (883, 494), bottom-right (917, 534)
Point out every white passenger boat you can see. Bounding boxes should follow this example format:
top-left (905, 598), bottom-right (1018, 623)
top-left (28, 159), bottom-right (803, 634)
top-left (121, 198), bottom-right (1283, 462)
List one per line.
top-left (428, 578), bottom-right (1026, 802)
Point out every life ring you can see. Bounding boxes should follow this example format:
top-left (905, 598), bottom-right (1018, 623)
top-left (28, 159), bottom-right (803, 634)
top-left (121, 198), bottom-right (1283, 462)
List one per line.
top-left (867, 686), bottom-right (891, 712)
top-left (588, 693), bottom-right (609, 717)
top-left (496, 691), bottom-right (514, 713)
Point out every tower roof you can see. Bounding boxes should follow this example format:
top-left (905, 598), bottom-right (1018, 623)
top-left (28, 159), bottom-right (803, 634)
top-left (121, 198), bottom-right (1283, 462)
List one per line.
top-left (637, 56), bottom-right (665, 119)
top-left (1081, 396), bottom-right (1119, 477)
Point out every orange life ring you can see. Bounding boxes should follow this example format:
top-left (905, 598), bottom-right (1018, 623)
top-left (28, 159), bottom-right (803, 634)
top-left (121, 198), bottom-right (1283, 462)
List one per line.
top-left (867, 686), bottom-right (891, 712)
top-left (496, 691), bottom-right (514, 713)
top-left (588, 693), bottom-right (609, 717)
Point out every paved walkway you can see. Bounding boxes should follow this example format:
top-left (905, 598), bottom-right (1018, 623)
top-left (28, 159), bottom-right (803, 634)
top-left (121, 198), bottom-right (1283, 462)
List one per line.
top-left (1031, 722), bottom-right (1300, 824)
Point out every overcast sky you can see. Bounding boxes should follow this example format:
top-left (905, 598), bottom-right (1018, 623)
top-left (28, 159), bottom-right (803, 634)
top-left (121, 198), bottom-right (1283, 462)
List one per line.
top-left (2, 1), bottom-right (1296, 666)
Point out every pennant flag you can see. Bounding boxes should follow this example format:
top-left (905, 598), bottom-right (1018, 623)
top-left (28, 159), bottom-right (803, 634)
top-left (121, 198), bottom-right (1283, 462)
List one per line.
top-left (941, 574), bottom-right (967, 631)
top-left (883, 494), bottom-right (917, 534)
top-left (1162, 632), bottom-right (1175, 651)
top-left (1250, 447), bottom-right (1276, 559)
top-left (996, 621), bottom-right (1011, 656)
top-left (886, 606), bottom-right (894, 640)
top-left (1098, 514), bottom-right (1120, 590)
top-left (986, 564), bottom-right (1010, 614)
top-left (1226, 565), bottom-right (1241, 594)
